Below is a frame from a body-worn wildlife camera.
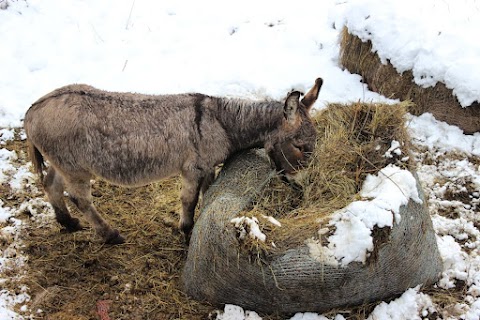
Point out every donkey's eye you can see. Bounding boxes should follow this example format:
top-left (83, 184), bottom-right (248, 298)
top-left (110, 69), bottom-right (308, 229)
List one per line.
top-left (294, 144), bottom-right (305, 153)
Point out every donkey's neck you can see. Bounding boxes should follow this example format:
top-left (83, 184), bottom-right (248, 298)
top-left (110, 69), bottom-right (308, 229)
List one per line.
top-left (215, 97), bottom-right (284, 152)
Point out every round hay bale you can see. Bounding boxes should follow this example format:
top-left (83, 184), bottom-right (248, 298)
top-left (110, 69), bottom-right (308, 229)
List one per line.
top-left (340, 27), bottom-right (480, 134)
top-left (182, 149), bottom-right (442, 314)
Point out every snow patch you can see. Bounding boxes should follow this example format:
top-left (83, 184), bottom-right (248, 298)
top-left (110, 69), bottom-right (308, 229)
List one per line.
top-left (312, 165), bottom-right (420, 266)
top-left (0, 129), bottom-right (14, 145)
top-left (231, 216), bottom-right (267, 242)
top-left (407, 113), bottom-right (480, 156)
top-left (215, 304), bottom-right (262, 320)
top-left (366, 287), bottom-right (436, 320)
top-left (0, 149), bottom-right (17, 184)
top-left (436, 235), bottom-right (469, 289)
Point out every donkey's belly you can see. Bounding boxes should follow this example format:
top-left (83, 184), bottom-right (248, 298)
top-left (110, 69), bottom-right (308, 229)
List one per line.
top-left (85, 130), bottom-right (189, 186)
top-left (90, 155), bottom-right (181, 187)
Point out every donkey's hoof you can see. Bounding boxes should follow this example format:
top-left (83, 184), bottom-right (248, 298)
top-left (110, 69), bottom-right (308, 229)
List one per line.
top-left (63, 218), bottom-right (84, 233)
top-left (105, 229), bottom-right (125, 245)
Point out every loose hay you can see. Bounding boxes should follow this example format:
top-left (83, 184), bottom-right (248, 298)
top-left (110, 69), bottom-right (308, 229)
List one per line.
top-left (340, 27), bottom-right (480, 134)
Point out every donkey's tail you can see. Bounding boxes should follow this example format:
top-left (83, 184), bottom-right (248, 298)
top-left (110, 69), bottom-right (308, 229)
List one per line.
top-left (28, 141), bottom-right (46, 183)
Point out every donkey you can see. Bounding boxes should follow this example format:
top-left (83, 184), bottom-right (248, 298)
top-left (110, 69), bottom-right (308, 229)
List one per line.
top-left (24, 78), bottom-right (323, 244)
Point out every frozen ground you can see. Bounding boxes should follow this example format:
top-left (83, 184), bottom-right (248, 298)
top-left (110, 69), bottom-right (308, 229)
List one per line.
top-left (1, 0), bottom-right (480, 319)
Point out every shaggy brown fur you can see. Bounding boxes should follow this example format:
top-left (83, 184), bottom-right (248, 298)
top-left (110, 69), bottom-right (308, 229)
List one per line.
top-left (24, 78), bottom-right (323, 244)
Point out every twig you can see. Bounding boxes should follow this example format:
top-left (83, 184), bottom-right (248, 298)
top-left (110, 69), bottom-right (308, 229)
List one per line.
top-left (126, 0), bottom-right (136, 30)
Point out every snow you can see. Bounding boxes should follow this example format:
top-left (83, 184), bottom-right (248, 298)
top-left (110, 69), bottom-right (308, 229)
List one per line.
top-left (262, 215), bottom-right (281, 227)
top-left (290, 314), bottom-right (344, 320)
top-left (231, 216), bottom-right (267, 242)
top-left (231, 215), bottom-right (283, 243)
top-left (407, 113), bottom-right (480, 156)
top-left (0, 147), bottom-right (18, 184)
top-left (0, 201), bottom-right (12, 224)
top-left (1, 0), bottom-right (480, 319)
top-left (215, 305), bottom-right (262, 320)
top-left (0, 295), bottom-right (22, 320)
top-left (465, 300), bottom-right (480, 320)
top-left (366, 287), bottom-right (436, 320)
top-left (384, 140), bottom-right (402, 158)
top-left (0, 129), bottom-right (14, 144)
top-left (340, 0), bottom-right (480, 107)
top-left (309, 164), bottom-right (421, 267)
top-left (0, 289), bottom-right (29, 320)
top-left (436, 235), bottom-right (469, 289)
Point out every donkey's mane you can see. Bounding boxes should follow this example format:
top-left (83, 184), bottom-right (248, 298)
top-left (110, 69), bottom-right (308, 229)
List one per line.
top-left (210, 97), bottom-right (286, 150)
top-left (216, 97), bottom-right (284, 128)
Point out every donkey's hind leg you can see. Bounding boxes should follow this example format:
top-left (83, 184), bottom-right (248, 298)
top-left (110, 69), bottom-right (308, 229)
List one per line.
top-left (43, 167), bottom-right (83, 232)
top-left (64, 177), bottom-right (125, 244)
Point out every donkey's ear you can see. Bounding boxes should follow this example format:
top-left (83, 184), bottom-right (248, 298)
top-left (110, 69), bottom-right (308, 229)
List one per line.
top-left (284, 90), bottom-right (302, 124)
top-left (301, 77), bottom-right (323, 110)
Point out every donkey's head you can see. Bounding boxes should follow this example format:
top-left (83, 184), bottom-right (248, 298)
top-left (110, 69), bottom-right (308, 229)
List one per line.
top-left (267, 78), bottom-right (323, 179)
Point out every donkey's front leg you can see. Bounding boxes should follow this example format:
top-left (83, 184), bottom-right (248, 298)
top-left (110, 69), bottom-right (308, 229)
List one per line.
top-left (179, 172), bottom-right (203, 244)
